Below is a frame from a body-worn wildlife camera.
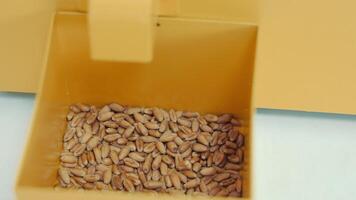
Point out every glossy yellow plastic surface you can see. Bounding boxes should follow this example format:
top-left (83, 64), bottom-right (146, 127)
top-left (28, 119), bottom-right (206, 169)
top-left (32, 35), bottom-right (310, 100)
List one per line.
top-left (15, 13), bottom-right (257, 199)
top-left (254, 0), bottom-right (356, 115)
top-left (57, 0), bottom-right (87, 12)
top-left (89, 0), bottom-right (155, 62)
top-left (0, 0), bottom-right (55, 93)
top-left (57, 0), bottom-right (258, 22)
top-left (0, 0), bottom-right (256, 93)
top-left (3, 0), bottom-right (356, 115)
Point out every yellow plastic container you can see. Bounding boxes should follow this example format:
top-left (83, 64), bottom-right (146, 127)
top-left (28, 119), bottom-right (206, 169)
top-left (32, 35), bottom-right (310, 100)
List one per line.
top-left (3, 0), bottom-right (356, 115)
top-left (15, 7), bottom-right (257, 200)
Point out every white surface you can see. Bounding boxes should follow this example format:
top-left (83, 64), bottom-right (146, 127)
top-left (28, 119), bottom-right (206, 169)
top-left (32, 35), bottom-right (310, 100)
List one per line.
top-left (0, 93), bottom-right (356, 200)
top-left (254, 109), bottom-right (356, 200)
top-left (0, 93), bottom-right (35, 200)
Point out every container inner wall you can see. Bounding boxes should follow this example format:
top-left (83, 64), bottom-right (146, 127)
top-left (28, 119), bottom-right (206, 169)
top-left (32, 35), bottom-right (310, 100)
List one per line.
top-left (16, 13), bottom-right (257, 199)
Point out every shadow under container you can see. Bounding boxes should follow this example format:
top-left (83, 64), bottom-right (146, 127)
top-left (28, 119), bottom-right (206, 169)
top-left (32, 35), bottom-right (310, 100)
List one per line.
top-left (15, 12), bottom-right (257, 200)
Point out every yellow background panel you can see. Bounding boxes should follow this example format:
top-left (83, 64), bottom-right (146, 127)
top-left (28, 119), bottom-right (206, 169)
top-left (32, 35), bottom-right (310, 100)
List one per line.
top-left (254, 0), bottom-right (356, 115)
